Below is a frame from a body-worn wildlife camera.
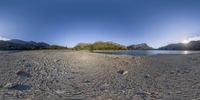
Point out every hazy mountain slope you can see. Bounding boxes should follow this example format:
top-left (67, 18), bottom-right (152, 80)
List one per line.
top-left (159, 41), bottom-right (200, 50)
top-left (127, 43), bottom-right (153, 50)
top-left (0, 39), bottom-right (55, 50)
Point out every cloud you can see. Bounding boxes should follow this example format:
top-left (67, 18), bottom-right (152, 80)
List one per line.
top-left (182, 35), bottom-right (200, 43)
top-left (0, 36), bottom-right (10, 41)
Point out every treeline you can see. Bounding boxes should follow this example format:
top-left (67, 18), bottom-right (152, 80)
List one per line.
top-left (74, 41), bottom-right (127, 51)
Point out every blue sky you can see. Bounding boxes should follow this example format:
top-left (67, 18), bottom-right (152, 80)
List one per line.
top-left (0, 0), bottom-right (200, 48)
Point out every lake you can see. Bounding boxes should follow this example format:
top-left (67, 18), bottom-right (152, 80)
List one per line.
top-left (95, 50), bottom-right (200, 56)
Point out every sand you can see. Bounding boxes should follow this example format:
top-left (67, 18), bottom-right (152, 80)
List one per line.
top-left (0, 50), bottom-right (200, 100)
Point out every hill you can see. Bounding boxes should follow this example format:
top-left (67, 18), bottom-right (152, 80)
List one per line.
top-left (74, 41), bottom-right (127, 50)
top-left (127, 43), bottom-right (153, 50)
top-left (159, 41), bottom-right (200, 50)
top-left (0, 39), bottom-right (67, 50)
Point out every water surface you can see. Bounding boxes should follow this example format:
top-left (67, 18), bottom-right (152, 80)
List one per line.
top-left (95, 50), bottom-right (200, 56)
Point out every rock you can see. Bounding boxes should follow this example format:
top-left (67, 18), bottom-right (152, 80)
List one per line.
top-left (150, 92), bottom-right (159, 98)
top-left (40, 70), bottom-right (47, 76)
top-left (24, 63), bottom-right (32, 67)
top-left (117, 70), bottom-right (128, 75)
top-left (17, 71), bottom-right (32, 78)
top-left (55, 90), bottom-right (65, 94)
top-left (4, 83), bottom-right (13, 88)
top-left (0, 84), bottom-right (3, 88)
top-left (144, 74), bottom-right (150, 78)
top-left (102, 83), bottom-right (109, 87)
top-left (7, 83), bottom-right (32, 90)
top-left (54, 59), bottom-right (60, 63)
top-left (125, 62), bottom-right (129, 65)
top-left (84, 80), bottom-right (90, 83)
top-left (167, 92), bottom-right (172, 95)
top-left (170, 71), bottom-right (175, 74)
top-left (136, 91), bottom-right (151, 97)
top-left (176, 70), bottom-right (180, 73)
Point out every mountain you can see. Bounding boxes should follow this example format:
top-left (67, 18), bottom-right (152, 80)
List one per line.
top-left (159, 40), bottom-right (200, 50)
top-left (74, 43), bottom-right (92, 50)
top-left (158, 43), bottom-right (186, 50)
top-left (0, 39), bottom-right (67, 50)
top-left (8, 39), bottom-right (28, 44)
top-left (127, 43), bottom-right (153, 50)
top-left (92, 41), bottom-right (127, 50)
top-left (74, 41), bottom-right (127, 50)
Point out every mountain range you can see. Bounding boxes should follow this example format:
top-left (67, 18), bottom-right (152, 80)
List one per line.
top-left (1, 39), bottom-right (200, 50)
top-left (159, 41), bottom-right (200, 50)
top-left (0, 39), bottom-right (66, 50)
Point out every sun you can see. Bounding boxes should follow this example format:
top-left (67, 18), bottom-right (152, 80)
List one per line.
top-left (182, 40), bottom-right (190, 44)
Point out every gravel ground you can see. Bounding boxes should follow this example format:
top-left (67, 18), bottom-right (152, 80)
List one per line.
top-left (0, 50), bottom-right (200, 100)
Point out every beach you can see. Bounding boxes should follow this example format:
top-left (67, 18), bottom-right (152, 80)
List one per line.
top-left (0, 50), bottom-right (200, 100)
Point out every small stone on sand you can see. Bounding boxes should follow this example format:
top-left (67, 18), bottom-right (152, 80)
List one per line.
top-left (117, 70), bottom-right (128, 75)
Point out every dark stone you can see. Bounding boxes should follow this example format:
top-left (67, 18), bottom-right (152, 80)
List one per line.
top-left (144, 74), bottom-right (150, 78)
top-left (8, 83), bottom-right (32, 90)
top-left (170, 71), bottom-right (175, 74)
top-left (84, 80), bottom-right (90, 83)
top-left (117, 70), bottom-right (125, 75)
top-left (17, 71), bottom-right (32, 78)
top-left (24, 63), bottom-right (32, 67)
top-left (176, 70), bottom-right (180, 73)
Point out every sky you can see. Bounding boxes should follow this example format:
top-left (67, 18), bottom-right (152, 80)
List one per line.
top-left (0, 0), bottom-right (200, 48)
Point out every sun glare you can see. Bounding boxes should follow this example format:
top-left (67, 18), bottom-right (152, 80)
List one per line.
top-left (182, 40), bottom-right (190, 44)
top-left (182, 36), bottom-right (200, 44)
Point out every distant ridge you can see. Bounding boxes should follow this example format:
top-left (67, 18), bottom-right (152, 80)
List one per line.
top-left (0, 39), bottom-right (67, 50)
top-left (8, 39), bottom-right (28, 44)
top-left (4, 39), bottom-right (200, 50)
top-left (127, 43), bottom-right (154, 50)
top-left (0, 39), bottom-right (155, 50)
top-left (159, 40), bottom-right (200, 50)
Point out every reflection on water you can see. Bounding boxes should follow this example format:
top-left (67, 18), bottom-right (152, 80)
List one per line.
top-left (183, 51), bottom-right (188, 54)
top-left (96, 50), bottom-right (200, 56)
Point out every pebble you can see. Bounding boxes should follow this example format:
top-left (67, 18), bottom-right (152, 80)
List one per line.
top-left (55, 90), bottom-right (65, 94)
top-left (17, 71), bottom-right (32, 78)
top-left (7, 83), bottom-right (32, 90)
top-left (54, 59), bottom-right (60, 63)
top-left (170, 71), bottom-right (175, 74)
top-left (4, 83), bottom-right (13, 88)
top-left (40, 70), bottom-right (47, 76)
top-left (84, 80), bottom-right (90, 83)
top-left (117, 70), bottom-right (128, 75)
top-left (102, 83), bottom-right (109, 87)
top-left (136, 91), bottom-right (151, 97)
top-left (24, 63), bottom-right (32, 67)
top-left (144, 74), bottom-right (150, 78)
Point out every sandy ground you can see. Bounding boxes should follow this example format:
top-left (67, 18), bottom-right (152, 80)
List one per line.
top-left (0, 50), bottom-right (200, 100)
